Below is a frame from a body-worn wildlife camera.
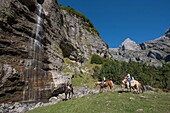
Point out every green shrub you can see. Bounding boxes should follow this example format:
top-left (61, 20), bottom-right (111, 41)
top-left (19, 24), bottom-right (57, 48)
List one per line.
top-left (90, 54), bottom-right (105, 64)
top-left (92, 66), bottom-right (101, 79)
top-left (91, 56), bottom-right (170, 89)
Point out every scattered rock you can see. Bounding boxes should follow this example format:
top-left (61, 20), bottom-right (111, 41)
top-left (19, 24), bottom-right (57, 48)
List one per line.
top-left (0, 87), bottom-right (100, 112)
top-left (129, 97), bottom-right (135, 100)
top-left (144, 85), bottom-right (155, 91)
top-left (136, 108), bottom-right (143, 112)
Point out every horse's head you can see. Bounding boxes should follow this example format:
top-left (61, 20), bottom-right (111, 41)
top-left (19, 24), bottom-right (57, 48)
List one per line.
top-left (95, 81), bottom-right (101, 87)
top-left (122, 79), bottom-right (127, 84)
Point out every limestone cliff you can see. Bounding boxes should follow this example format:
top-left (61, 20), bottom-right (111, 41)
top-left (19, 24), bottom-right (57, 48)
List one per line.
top-left (0, 0), bottom-right (109, 103)
top-left (109, 29), bottom-right (170, 67)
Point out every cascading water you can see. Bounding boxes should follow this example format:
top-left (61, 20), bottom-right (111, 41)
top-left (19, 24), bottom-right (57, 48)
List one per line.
top-left (23, 3), bottom-right (45, 101)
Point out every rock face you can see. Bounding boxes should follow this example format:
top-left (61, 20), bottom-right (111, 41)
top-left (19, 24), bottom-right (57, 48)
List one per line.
top-left (0, 0), bottom-right (109, 103)
top-left (119, 38), bottom-right (140, 51)
top-left (109, 29), bottom-right (170, 67)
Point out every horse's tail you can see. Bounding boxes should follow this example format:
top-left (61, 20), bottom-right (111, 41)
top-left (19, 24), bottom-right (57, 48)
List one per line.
top-left (141, 83), bottom-right (145, 93)
top-left (110, 80), bottom-right (114, 89)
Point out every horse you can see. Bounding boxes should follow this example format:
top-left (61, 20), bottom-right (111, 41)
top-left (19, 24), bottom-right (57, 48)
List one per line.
top-left (95, 80), bottom-right (114, 92)
top-left (65, 82), bottom-right (74, 100)
top-left (131, 79), bottom-right (144, 93)
top-left (121, 78), bottom-right (144, 93)
top-left (121, 78), bottom-right (131, 91)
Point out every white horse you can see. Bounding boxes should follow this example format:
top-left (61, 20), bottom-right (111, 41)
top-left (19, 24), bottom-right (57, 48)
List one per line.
top-left (121, 78), bottom-right (144, 93)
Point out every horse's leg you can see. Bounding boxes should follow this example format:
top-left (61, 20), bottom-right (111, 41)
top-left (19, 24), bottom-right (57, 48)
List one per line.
top-left (65, 93), bottom-right (67, 100)
top-left (121, 84), bottom-right (124, 91)
top-left (110, 85), bottom-right (112, 91)
top-left (71, 88), bottom-right (74, 98)
top-left (109, 84), bottom-right (113, 92)
top-left (68, 92), bottom-right (70, 99)
top-left (136, 85), bottom-right (139, 94)
top-left (126, 83), bottom-right (129, 92)
top-left (127, 83), bottom-right (131, 92)
top-left (102, 87), bottom-right (104, 92)
top-left (99, 87), bottom-right (101, 92)
top-left (141, 85), bottom-right (144, 93)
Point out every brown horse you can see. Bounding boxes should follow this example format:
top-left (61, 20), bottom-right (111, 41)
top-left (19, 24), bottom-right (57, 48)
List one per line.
top-left (95, 80), bottom-right (114, 92)
top-left (121, 78), bottom-right (144, 93)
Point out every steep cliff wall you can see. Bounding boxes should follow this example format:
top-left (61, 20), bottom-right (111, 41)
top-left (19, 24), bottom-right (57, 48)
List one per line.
top-left (0, 0), bottom-right (109, 103)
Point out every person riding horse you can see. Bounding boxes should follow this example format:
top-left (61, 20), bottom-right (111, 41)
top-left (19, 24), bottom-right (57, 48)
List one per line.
top-left (121, 75), bottom-right (144, 93)
top-left (95, 80), bottom-right (114, 92)
top-left (126, 73), bottom-right (131, 87)
top-left (102, 76), bottom-right (106, 86)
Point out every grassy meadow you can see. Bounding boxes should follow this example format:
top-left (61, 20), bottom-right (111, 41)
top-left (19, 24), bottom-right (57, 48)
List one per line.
top-left (27, 91), bottom-right (170, 113)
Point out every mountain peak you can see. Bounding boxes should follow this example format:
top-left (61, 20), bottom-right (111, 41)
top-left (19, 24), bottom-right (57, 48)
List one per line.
top-left (119, 38), bottom-right (140, 51)
top-left (165, 28), bottom-right (170, 37)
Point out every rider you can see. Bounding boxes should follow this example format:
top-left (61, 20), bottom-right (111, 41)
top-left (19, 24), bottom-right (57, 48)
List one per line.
top-left (102, 76), bottom-right (106, 86)
top-left (126, 73), bottom-right (131, 86)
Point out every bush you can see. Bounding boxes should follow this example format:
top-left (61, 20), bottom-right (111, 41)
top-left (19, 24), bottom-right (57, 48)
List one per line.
top-left (92, 66), bottom-right (101, 79)
top-left (91, 54), bottom-right (105, 64)
top-left (91, 56), bottom-right (170, 89)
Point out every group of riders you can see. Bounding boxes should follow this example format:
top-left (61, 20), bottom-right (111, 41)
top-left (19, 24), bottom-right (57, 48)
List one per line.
top-left (65, 73), bottom-right (143, 100)
top-left (100, 72), bottom-right (144, 93)
top-left (102, 73), bottom-right (134, 87)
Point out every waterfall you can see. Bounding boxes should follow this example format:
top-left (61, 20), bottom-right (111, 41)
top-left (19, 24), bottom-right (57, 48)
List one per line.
top-left (23, 3), bottom-right (44, 101)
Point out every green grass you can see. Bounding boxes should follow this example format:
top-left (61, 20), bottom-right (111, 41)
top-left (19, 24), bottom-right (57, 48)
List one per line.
top-left (72, 73), bottom-right (97, 88)
top-left (71, 63), bottom-right (101, 88)
top-left (63, 57), bottom-right (100, 88)
top-left (27, 91), bottom-right (170, 113)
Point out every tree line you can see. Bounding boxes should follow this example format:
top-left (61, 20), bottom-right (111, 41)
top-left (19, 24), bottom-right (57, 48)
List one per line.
top-left (91, 54), bottom-right (170, 90)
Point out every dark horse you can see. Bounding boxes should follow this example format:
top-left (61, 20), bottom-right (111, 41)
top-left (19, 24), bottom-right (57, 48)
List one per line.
top-left (65, 82), bottom-right (74, 100)
top-left (95, 80), bottom-right (114, 92)
top-left (51, 82), bottom-right (74, 100)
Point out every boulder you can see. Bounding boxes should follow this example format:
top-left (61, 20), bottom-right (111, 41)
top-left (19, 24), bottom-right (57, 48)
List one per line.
top-left (147, 50), bottom-right (163, 60)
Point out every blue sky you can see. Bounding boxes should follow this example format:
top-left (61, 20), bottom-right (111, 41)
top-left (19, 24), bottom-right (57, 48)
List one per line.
top-left (57, 0), bottom-right (170, 48)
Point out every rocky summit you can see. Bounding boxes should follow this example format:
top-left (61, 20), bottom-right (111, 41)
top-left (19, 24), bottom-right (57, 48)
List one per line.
top-left (119, 38), bottom-right (141, 51)
top-left (109, 29), bottom-right (170, 67)
top-left (0, 0), bottom-right (109, 103)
